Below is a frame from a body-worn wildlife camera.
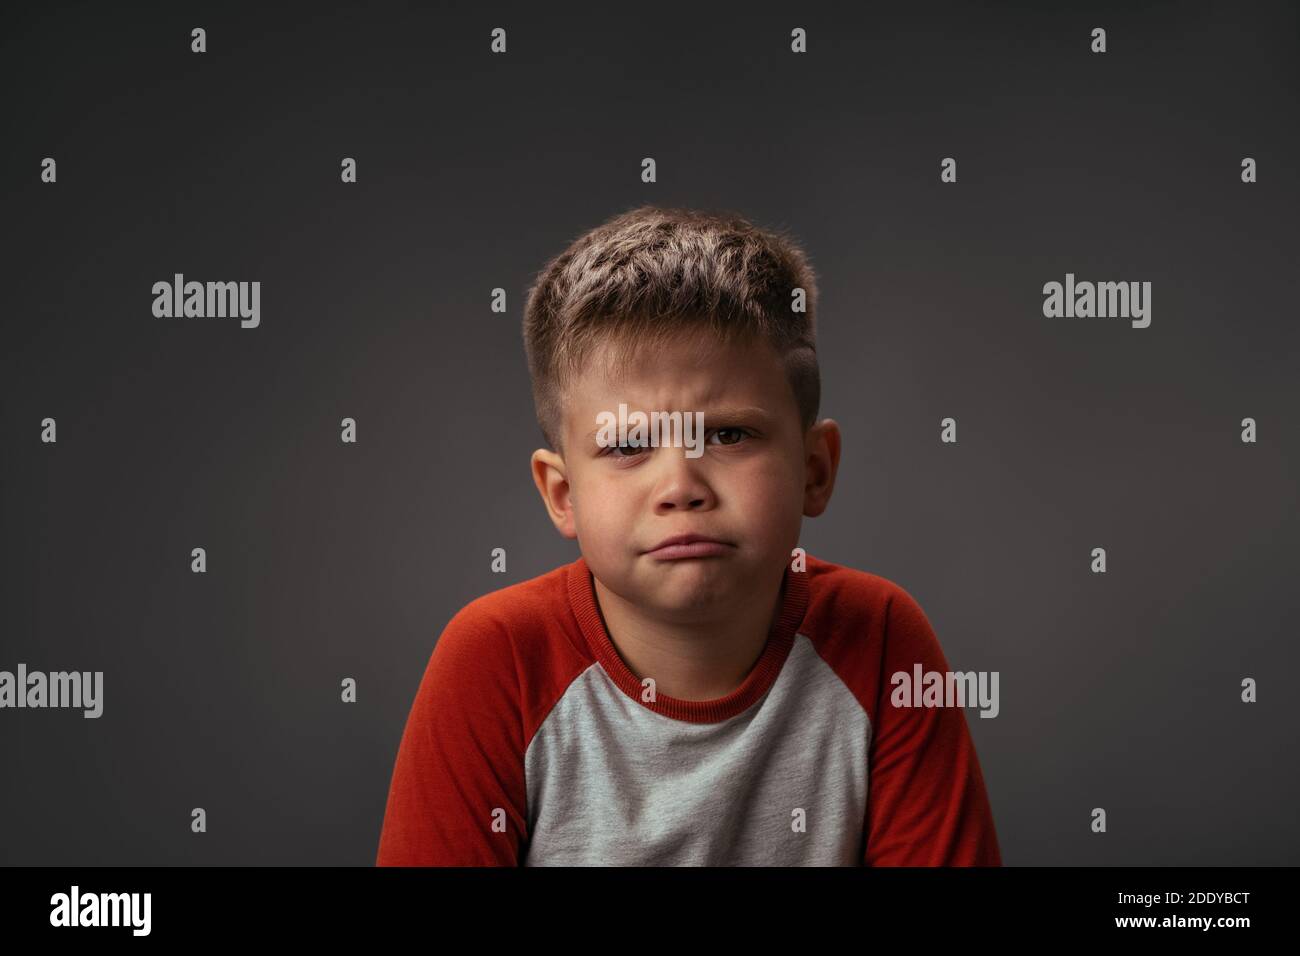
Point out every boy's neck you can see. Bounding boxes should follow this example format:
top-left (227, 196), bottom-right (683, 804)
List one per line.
top-left (591, 572), bottom-right (786, 702)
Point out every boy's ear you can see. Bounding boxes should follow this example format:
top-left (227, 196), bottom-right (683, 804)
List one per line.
top-left (802, 418), bottom-right (841, 518)
top-left (531, 448), bottom-right (577, 539)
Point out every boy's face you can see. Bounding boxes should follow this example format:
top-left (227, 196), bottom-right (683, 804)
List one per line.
top-left (530, 330), bottom-right (840, 624)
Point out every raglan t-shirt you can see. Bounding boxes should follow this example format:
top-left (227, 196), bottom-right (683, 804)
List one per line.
top-left (375, 552), bottom-right (1002, 866)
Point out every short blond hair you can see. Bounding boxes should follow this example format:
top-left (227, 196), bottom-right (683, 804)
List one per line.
top-left (522, 204), bottom-right (821, 454)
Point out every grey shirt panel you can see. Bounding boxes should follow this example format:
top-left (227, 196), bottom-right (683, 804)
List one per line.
top-left (522, 632), bottom-right (871, 866)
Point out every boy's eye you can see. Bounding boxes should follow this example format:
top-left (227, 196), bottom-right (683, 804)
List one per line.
top-left (599, 427), bottom-right (753, 457)
top-left (607, 441), bottom-right (650, 458)
top-left (709, 427), bottom-right (750, 446)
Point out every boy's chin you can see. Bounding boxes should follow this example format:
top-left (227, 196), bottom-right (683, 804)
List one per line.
top-left (638, 562), bottom-right (749, 607)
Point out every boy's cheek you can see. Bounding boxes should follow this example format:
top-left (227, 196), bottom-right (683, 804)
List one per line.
top-left (577, 513), bottom-right (629, 555)
top-left (734, 474), bottom-right (801, 514)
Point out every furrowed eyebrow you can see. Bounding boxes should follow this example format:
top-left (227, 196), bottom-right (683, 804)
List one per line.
top-left (695, 406), bottom-right (771, 425)
top-left (581, 406), bottom-right (772, 445)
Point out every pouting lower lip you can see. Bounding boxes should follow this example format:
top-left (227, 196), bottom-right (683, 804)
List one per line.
top-left (646, 541), bottom-right (733, 559)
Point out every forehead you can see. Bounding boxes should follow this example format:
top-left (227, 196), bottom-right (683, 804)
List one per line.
top-left (563, 331), bottom-right (797, 433)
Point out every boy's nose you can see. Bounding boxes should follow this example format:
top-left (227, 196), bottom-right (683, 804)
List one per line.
top-left (652, 450), bottom-right (716, 512)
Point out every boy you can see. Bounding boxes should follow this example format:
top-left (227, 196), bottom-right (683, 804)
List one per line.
top-left (376, 205), bottom-right (1001, 866)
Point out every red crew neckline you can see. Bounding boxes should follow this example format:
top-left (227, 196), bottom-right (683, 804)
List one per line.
top-left (566, 554), bottom-right (810, 724)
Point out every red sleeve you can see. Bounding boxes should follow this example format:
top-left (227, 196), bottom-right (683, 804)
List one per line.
top-left (863, 587), bottom-right (1002, 866)
top-left (375, 606), bottom-right (528, 866)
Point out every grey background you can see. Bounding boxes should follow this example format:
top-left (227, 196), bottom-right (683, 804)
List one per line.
top-left (2, 0), bottom-right (1297, 865)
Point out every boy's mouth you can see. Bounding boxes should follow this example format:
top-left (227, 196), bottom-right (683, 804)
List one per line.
top-left (643, 534), bottom-right (734, 560)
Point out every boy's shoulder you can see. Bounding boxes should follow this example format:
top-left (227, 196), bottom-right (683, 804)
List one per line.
top-left (799, 553), bottom-right (950, 683)
top-left (802, 552), bottom-right (931, 628)
top-left (447, 558), bottom-right (575, 631)
top-left (428, 557), bottom-right (594, 686)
